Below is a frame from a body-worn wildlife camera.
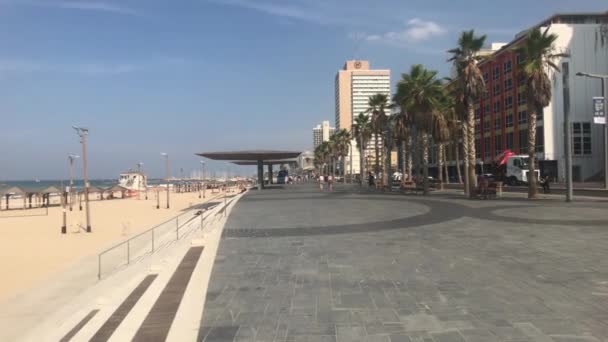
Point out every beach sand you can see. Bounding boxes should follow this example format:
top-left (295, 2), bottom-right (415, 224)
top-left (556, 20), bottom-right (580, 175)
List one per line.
top-left (0, 188), bottom-right (229, 301)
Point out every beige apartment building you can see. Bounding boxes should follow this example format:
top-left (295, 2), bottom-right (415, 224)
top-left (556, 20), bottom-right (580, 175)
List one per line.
top-left (335, 60), bottom-right (391, 175)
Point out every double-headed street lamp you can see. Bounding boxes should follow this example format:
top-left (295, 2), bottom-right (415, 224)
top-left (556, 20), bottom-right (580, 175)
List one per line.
top-left (68, 154), bottom-right (79, 211)
top-left (200, 161), bottom-right (206, 199)
top-left (161, 153), bottom-right (170, 209)
top-left (72, 126), bottom-right (91, 233)
top-left (575, 72), bottom-right (608, 190)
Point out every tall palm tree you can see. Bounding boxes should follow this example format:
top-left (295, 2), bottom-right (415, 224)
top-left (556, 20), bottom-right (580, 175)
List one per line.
top-left (314, 141), bottom-right (331, 175)
top-left (391, 109), bottom-right (412, 186)
top-left (367, 94), bottom-right (390, 187)
top-left (448, 30), bottom-right (487, 198)
top-left (395, 64), bottom-right (443, 195)
top-left (352, 113), bottom-right (372, 185)
top-left (433, 94), bottom-right (451, 190)
top-left (516, 27), bottom-right (568, 198)
top-left (332, 129), bottom-right (352, 179)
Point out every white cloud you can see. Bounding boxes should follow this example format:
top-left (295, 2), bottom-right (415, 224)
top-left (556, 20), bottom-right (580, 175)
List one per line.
top-left (361, 18), bottom-right (447, 46)
top-left (56, 1), bottom-right (138, 15)
top-left (0, 0), bottom-right (138, 16)
top-left (208, 0), bottom-right (323, 22)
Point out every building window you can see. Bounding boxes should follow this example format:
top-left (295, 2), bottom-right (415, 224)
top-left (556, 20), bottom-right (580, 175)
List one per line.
top-left (493, 83), bottom-right (501, 96)
top-left (517, 73), bottom-right (526, 85)
top-left (572, 122), bottom-right (592, 155)
top-left (504, 78), bottom-right (513, 91)
top-left (484, 120), bottom-right (490, 132)
top-left (484, 136), bottom-right (491, 158)
top-left (474, 108), bottom-right (481, 120)
top-left (493, 66), bottom-right (500, 80)
top-left (516, 53), bottom-right (524, 65)
top-left (506, 113), bottom-right (513, 127)
top-left (493, 101), bottom-right (501, 113)
top-left (518, 110), bottom-right (527, 124)
top-left (483, 72), bottom-right (489, 83)
top-left (519, 129), bottom-right (528, 152)
top-left (484, 104), bottom-right (490, 115)
top-left (495, 116), bottom-right (502, 130)
top-left (505, 96), bottom-right (513, 110)
top-left (475, 122), bottom-right (480, 133)
top-left (517, 92), bottom-right (527, 105)
top-left (495, 135), bottom-right (503, 155)
top-left (484, 90), bottom-right (490, 100)
top-left (475, 138), bottom-right (481, 158)
top-left (506, 132), bottom-right (514, 150)
top-left (536, 128), bottom-right (544, 153)
top-left (504, 60), bottom-right (512, 73)
top-left (537, 109), bottom-right (543, 121)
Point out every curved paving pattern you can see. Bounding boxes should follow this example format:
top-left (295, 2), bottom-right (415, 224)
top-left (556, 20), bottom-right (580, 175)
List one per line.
top-left (223, 190), bottom-right (608, 238)
top-left (200, 184), bottom-right (608, 341)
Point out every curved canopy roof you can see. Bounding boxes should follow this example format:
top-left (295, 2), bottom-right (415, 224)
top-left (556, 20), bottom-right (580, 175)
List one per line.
top-left (231, 159), bottom-right (298, 166)
top-left (196, 150), bottom-right (301, 161)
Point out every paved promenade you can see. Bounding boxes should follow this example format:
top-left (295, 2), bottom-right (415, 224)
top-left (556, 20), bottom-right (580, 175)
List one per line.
top-left (200, 184), bottom-right (608, 342)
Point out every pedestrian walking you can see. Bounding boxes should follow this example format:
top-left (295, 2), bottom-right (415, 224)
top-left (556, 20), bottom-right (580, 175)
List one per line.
top-left (319, 175), bottom-right (324, 191)
top-left (328, 174), bottom-right (333, 191)
top-left (540, 174), bottom-right (551, 194)
top-left (368, 172), bottom-right (375, 187)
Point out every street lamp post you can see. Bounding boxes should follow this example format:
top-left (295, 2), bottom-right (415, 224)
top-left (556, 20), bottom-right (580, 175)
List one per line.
top-left (576, 72), bottom-right (608, 190)
top-left (161, 153), bottom-right (170, 209)
top-left (73, 126), bottom-right (91, 233)
top-left (200, 161), bottom-right (206, 199)
top-left (68, 154), bottom-right (79, 211)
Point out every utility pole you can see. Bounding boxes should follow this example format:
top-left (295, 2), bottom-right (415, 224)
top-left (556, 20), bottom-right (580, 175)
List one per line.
top-left (73, 126), bottom-right (91, 232)
top-left (576, 71), bottom-right (608, 190)
top-left (68, 154), bottom-right (79, 211)
top-left (565, 63), bottom-right (574, 201)
top-left (200, 161), bottom-right (206, 199)
top-left (161, 153), bottom-right (170, 209)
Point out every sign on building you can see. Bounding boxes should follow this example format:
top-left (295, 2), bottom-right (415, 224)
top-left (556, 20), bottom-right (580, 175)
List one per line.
top-left (593, 96), bottom-right (605, 124)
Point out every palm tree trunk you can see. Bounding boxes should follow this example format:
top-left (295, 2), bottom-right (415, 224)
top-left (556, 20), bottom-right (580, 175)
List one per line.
top-left (454, 128), bottom-right (462, 184)
top-left (443, 145), bottom-right (449, 185)
top-left (422, 132), bottom-right (429, 195)
top-left (359, 136), bottom-right (365, 186)
top-left (467, 105), bottom-right (477, 198)
top-left (384, 131), bottom-right (390, 189)
top-left (528, 106), bottom-right (539, 198)
top-left (374, 133), bottom-right (380, 177)
top-left (437, 143), bottom-right (444, 190)
top-left (401, 139), bottom-right (407, 186)
top-left (461, 122), bottom-right (469, 195)
top-left (406, 134), bottom-right (413, 181)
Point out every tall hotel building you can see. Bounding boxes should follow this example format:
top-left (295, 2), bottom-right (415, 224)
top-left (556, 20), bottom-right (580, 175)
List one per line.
top-left (335, 60), bottom-right (391, 175)
top-left (313, 120), bottom-right (335, 149)
top-left (448, 12), bottom-right (608, 182)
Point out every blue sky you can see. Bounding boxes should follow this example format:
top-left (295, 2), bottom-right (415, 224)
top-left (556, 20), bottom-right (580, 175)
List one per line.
top-left (0, 0), bottom-right (606, 180)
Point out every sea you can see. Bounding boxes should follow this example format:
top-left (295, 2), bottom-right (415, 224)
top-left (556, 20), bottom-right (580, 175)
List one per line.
top-left (0, 179), bottom-right (165, 191)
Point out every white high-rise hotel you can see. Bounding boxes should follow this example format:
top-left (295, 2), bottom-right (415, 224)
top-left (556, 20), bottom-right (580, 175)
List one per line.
top-left (312, 120), bottom-right (335, 149)
top-left (335, 60), bottom-right (391, 175)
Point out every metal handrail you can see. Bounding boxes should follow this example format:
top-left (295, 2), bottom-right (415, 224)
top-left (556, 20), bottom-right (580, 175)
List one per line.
top-left (97, 209), bottom-right (199, 279)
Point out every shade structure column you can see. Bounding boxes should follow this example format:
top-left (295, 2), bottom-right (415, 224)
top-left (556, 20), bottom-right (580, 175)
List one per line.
top-left (268, 164), bottom-right (273, 184)
top-left (257, 159), bottom-right (264, 190)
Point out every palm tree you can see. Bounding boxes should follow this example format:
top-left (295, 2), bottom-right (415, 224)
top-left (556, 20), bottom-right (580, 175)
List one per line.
top-left (367, 94), bottom-right (390, 187)
top-left (314, 141), bottom-right (331, 175)
top-left (516, 27), bottom-right (568, 198)
top-left (433, 94), bottom-right (451, 190)
top-left (395, 64), bottom-right (443, 195)
top-left (332, 129), bottom-right (352, 179)
top-left (391, 109), bottom-right (412, 186)
top-left (352, 113), bottom-right (372, 185)
top-left (448, 30), bottom-right (487, 198)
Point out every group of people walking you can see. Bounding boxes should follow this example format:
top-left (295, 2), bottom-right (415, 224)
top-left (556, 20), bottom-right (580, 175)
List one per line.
top-left (318, 175), bottom-right (334, 191)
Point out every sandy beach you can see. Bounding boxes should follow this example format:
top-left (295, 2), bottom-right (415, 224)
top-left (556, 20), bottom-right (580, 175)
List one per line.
top-left (0, 188), bottom-right (229, 302)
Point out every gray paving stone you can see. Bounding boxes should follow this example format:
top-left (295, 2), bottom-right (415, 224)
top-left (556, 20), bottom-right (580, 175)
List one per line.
top-left (199, 185), bottom-right (608, 339)
top-left (431, 331), bottom-right (466, 342)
